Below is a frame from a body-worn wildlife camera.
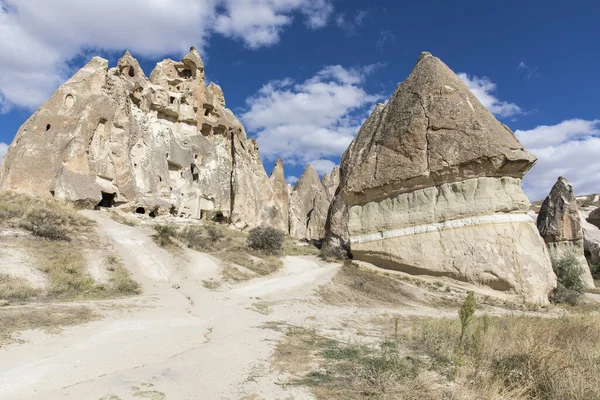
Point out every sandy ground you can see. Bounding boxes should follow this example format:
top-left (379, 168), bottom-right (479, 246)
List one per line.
top-left (1, 210), bottom-right (581, 399)
top-left (0, 212), bottom-right (341, 400)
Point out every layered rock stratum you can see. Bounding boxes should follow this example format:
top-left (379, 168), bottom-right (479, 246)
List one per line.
top-left (537, 177), bottom-right (594, 288)
top-left (325, 52), bottom-right (557, 302)
top-left (0, 48), bottom-right (287, 231)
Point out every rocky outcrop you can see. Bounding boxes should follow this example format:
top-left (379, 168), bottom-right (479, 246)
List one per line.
top-left (537, 177), bottom-right (594, 288)
top-left (269, 158), bottom-right (290, 233)
top-left (325, 52), bottom-right (556, 302)
top-left (321, 167), bottom-right (340, 200)
top-left (0, 48), bottom-right (287, 230)
top-left (289, 165), bottom-right (329, 241)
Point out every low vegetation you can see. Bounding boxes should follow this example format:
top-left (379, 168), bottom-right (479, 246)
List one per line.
top-left (0, 305), bottom-right (100, 346)
top-left (319, 243), bottom-right (348, 262)
top-left (273, 294), bottom-right (600, 400)
top-left (247, 226), bottom-right (284, 254)
top-left (152, 224), bottom-right (178, 248)
top-left (110, 212), bottom-right (138, 227)
top-left (550, 253), bottom-right (585, 305)
top-left (0, 190), bottom-right (93, 241)
top-left (33, 242), bottom-right (140, 299)
top-left (0, 274), bottom-right (40, 302)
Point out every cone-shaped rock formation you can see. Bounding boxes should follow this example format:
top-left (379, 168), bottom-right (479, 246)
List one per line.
top-left (325, 52), bottom-right (556, 302)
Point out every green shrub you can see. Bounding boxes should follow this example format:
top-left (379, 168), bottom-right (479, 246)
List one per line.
top-left (180, 224), bottom-right (227, 252)
top-left (458, 291), bottom-right (476, 350)
top-left (247, 226), bottom-right (284, 254)
top-left (550, 254), bottom-right (585, 305)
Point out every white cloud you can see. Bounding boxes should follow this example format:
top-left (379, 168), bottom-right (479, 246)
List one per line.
top-left (376, 30), bottom-right (395, 51)
top-left (458, 73), bottom-right (523, 118)
top-left (516, 119), bottom-right (600, 200)
top-left (335, 9), bottom-right (368, 35)
top-left (0, 0), bottom-right (333, 110)
top-left (517, 61), bottom-right (539, 80)
top-left (286, 175), bottom-right (299, 185)
top-left (0, 142), bottom-right (8, 160)
top-left (242, 64), bottom-right (381, 166)
top-left (308, 159), bottom-right (336, 175)
top-left (214, 0), bottom-right (332, 48)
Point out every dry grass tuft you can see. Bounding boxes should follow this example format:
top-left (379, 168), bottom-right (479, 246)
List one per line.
top-left (0, 274), bottom-right (40, 302)
top-left (316, 262), bottom-right (418, 306)
top-left (0, 305), bottom-right (100, 346)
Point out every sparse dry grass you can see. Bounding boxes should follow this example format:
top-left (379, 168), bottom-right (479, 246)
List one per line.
top-left (110, 212), bottom-right (138, 227)
top-left (0, 305), bottom-right (100, 346)
top-left (316, 262), bottom-right (419, 306)
top-left (202, 279), bottom-right (222, 289)
top-left (221, 263), bottom-right (255, 282)
top-left (272, 308), bottom-right (600, 399)
top-left (0, 190), bottom-right (93, 241)
top-left (0, 274), bottom-right (40, 302)
top-left (283, 239), bottom-right (321, 257)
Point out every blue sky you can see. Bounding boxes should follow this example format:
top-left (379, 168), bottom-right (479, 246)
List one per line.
top-left (1, 0), bottom-right (599, 200)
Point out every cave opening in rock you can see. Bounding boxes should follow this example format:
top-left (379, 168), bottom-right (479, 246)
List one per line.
top-left (46, 124), bottom-right (51, 131)
top-left (128, 68), bottom-right (135, 77)
top-left (97, 192), bottom-right (116, 208)
top-left (149, 209), bottom-right (157, 218)
top-left (136, 207), bottom-right (146, 214)
top-left (213, 211), bottom-right (226, 223)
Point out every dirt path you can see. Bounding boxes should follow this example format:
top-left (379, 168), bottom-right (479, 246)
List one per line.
top-left (0, 212), bottom-right (338, 400)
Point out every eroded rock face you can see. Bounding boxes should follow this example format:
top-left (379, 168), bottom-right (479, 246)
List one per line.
top-left (0, 48), bottom-right (286, 230)
top-left (536, 177), bottom-right (594, 288)
top-left (325, 52), bottom-right (556, 302)
top-left (289, 165), bottom-right (329, 241)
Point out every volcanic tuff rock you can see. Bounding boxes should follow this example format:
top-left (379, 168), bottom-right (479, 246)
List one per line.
top-left (269, 158), bottom-right (290, 233)
top-left (537, 177), bottom-right (594, 288)
top-left (325, 52), bottom-right (556, 302)
top-left (0, 48), bottom-right (286, 229)
top-left (289, 164), bottom-right (330, 241)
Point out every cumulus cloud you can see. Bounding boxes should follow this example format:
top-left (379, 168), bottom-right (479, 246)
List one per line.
top-left (0, 142), bottom-right (8, 160)
top-left (215, 0), bottom-right (332, 48)
top-left (241, 64), bottom-right (382, 167)
top-left (516, 119), bottom-right (600, 200)
top-left (0, 0), bottom-right (333, 110)
top-left (458, 73), bottom-right (523, 118)
top-left (308, 159), bottom-right (336, 175)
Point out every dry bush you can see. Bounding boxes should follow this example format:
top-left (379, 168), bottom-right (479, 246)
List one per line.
top-left (0, 274), bottom-right (40, 302)
top-left (550, 254), bottom-right (586, 305)
top-left (179, 223), bottom-right (233, 252)
top-left (105, 256), bottom-right (141, 295)
top-left (152, 224), bottom-right (178, 247)
top-left (319, 243), bottom-right (348, 262)
top-left (0, 305), bottom-right (99, 346)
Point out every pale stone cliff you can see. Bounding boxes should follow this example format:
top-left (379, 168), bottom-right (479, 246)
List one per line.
top-left (325, 52), bottom-right (557, 302)
top-left (0, 48), bottom-right (287, 230)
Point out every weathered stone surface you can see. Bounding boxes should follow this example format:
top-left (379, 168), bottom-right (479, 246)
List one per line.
top-left (269, 158), bottom-right (290, 233)
top-left (537, 177), bottom-right (594, 288)
top-left (289, 165), bottom-right (328, 240)
top-left (586, 207), bottom-right (600, 229)
top-left (321, 166), bottom-right (340, 200)
top-left (325, 52), bottom-right (556, 302)
top-left (0, 48), bottom-right (287, 231)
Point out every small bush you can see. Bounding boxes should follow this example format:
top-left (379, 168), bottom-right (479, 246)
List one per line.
top-left (550, 254), bottom-right (585, 305)
top-left (152, 224), bottom-right (178, 247)
top-left (319, 243), bottom-right (348, 261)
top-left (247, 226), bottom-right (284, 254)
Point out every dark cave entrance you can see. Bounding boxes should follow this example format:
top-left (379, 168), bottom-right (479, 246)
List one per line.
top-left (97, 192), bottom-right (116, 208)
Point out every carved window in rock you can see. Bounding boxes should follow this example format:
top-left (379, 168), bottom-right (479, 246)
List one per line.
top-left (65, 94), bottom-right (75, 108)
